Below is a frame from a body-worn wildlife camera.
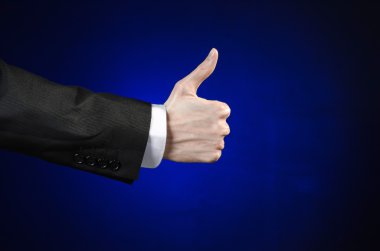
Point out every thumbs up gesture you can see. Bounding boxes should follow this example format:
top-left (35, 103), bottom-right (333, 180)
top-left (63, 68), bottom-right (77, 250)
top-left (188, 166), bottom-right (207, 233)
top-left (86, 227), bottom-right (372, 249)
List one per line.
top-left (164, 48), bottom-right (231, 163)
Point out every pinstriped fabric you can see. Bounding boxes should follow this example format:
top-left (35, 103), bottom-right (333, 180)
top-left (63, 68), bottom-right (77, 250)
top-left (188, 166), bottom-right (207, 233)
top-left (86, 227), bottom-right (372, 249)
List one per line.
top-left (0, 58), bottom-right (151, 184)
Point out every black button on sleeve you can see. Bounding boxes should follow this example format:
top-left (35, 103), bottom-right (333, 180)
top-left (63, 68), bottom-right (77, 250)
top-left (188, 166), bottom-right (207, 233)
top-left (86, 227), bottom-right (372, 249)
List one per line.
top-left (96, 158), bottom-right (108, 169)
top-left (108, 160), bottom-right (121, 171)
top-left (73, 153), bottom-right (84, 164)
top-left (113, 161), bottom-right (121, 171)
top-left (85, 155), bottom-right (96, 166)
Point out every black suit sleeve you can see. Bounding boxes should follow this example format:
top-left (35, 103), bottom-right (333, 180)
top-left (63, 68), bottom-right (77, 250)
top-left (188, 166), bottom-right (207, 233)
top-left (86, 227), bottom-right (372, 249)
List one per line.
top-left (0, 59), bottom-right (151, 184)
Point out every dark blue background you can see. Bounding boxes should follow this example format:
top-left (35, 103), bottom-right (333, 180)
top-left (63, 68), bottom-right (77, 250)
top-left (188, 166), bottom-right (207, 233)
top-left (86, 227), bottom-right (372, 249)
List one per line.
top-left (0, 1), bottom-right (378, 250)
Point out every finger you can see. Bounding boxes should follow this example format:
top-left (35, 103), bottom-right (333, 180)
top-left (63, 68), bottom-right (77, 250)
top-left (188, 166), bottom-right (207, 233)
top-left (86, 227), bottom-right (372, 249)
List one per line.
top-left (182, 48), bottom-right (219, 94)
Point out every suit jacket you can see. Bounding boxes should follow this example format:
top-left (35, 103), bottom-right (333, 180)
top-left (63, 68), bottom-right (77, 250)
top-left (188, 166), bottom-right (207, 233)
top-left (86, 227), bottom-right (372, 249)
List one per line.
top-left (0, 59), bottom-right (151, 184)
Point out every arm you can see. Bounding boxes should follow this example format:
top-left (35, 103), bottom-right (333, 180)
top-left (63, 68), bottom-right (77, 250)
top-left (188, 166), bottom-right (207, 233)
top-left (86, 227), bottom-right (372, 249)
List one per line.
top-left (0, 58), bottom-right (151, 183)
top-left (0, 48), bottom-right (231, 184)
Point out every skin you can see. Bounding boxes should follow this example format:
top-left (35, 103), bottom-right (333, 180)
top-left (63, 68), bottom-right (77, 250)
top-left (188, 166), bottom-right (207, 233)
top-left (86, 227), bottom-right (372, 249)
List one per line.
top-left (163, 48), bottom-right (231, 163)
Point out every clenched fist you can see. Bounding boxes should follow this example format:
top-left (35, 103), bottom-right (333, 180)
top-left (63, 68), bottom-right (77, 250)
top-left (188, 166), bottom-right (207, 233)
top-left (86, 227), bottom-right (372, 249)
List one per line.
top-left (164, 48), bottom-right (231, 163)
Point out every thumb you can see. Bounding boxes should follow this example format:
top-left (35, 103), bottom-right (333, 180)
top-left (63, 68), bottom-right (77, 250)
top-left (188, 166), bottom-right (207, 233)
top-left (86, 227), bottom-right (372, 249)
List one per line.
top-left (181, 48), bottom-right (218, 95)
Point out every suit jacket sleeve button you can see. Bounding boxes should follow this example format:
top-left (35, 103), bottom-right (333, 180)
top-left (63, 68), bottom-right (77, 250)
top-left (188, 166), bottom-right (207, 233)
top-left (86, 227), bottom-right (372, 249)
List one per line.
top-left (96, 158), bottom-right (108, 169)
top-left (85, 155), bottom-right (96, 166)
top-left (108, 159), bottom-right (120, 171)
top-left (73, 153), bottom-right (84, 164)
top-left (112, 160), bottom-right (121, 171)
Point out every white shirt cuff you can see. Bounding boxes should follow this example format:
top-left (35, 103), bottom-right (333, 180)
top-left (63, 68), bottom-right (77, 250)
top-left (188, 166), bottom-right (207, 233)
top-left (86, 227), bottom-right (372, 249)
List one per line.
top-left (141, 104), bottom-right (167, 168)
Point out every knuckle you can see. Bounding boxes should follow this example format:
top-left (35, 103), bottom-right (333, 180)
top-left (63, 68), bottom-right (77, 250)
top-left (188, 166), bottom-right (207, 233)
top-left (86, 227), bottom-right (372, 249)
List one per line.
top-left (198, 63), bottom-right (213, 74)
top-left (222, 110), bottom-right (231, 118)
top-left (173, 82), bottom-right (186, 93)
top-left (216, 140), bottom-right (225, 150)
top-left (175, 81), bottom-right (184, 88)
top-left (220, 102), bottom-right (230, 110)
top-left (210, 151), bottom-right (222, 163)
top-left (221, 124), bottom-right (230, 135)
top-left (199, 65), bottom-right (209, 72)
top-left (217, 101), bottom-right (227, 110)
top-left (215, 102), bottom-right (231, 117)
top-left (208, 151), bottom-right (221, 162)
top-left (214, 151), bottom-right (222, 162)
top-left (224, 106), bottom-right (231, 117)
top-left (210, 100), bottom-right (221, 109)
top-left (217, 120), bottom-right (226, 128)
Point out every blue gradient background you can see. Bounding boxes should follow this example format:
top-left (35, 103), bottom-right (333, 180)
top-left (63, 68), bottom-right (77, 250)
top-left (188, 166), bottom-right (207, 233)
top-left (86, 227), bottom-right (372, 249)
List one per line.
top-left (0, 1), bottom-right (378, 251)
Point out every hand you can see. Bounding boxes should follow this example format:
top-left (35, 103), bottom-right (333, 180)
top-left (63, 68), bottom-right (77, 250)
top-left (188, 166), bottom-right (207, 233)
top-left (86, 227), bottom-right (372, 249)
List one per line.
top-left (164, 48), bottom-right (231, 163)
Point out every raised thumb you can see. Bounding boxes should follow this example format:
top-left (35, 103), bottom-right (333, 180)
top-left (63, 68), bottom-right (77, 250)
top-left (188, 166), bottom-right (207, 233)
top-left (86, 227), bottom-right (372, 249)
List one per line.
top-left (182, 48), bottom-right (218, 94)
